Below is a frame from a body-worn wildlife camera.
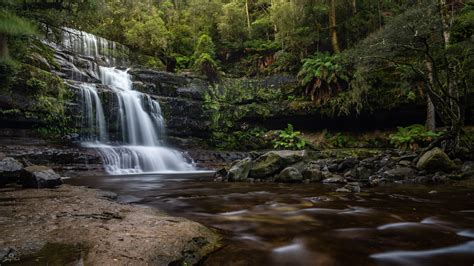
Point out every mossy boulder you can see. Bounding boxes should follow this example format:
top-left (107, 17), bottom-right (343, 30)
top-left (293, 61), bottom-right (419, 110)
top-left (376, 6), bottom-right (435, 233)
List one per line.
top-left (416, 147), bottom-right (457, 173)
top-left (302, 162), bottom-right (323, 181)
top-left (249, 150), bottom-right (306, 178)
top-left (275, 167), bottom-right (303, 183)
top-left (227, 157), bottom-right (252, 181)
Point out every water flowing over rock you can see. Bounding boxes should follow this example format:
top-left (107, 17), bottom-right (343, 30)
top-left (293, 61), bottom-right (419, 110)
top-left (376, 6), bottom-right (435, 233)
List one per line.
top-left (58, 28), bottom-right (195, 174)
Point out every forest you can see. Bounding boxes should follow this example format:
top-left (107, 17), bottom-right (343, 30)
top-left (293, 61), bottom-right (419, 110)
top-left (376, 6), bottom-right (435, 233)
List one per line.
top-left (1, 0), bottom-right (474, 265)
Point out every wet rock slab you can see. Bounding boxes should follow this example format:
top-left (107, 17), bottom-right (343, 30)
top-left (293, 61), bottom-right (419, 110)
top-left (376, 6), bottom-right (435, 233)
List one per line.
top-left (0, 185), bottom-right (220, 265)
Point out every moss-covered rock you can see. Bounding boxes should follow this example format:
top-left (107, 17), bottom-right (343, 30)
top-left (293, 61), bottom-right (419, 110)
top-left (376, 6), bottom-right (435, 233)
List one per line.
top-left (275, 167), bottom-right (303, 183)
top-left (416, 147), bottom-right (457, 173)
top-left (227, 157), bottom-right (252, 181)
top-left (249, 150), bottom-right (306, 178)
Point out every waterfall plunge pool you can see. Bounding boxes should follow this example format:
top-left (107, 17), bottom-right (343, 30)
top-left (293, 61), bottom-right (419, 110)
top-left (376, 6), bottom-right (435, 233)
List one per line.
top-left (68, 174), bottom-right (474, 266)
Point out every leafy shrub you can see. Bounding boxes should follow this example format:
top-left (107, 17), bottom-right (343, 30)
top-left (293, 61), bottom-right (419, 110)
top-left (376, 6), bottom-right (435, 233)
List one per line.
top-left (298, 52), bottom-right (348, 103)
top-left (389, 124), bottom-right (444, 150)
top-left (194, 53), bottom-right (219, 81)
top-left (273, 124), bottom-right (306, 150)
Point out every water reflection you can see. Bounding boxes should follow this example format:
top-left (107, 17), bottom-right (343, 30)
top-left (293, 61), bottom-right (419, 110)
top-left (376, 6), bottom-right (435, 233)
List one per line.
top-left (68, 174), bottom-right (474, 266)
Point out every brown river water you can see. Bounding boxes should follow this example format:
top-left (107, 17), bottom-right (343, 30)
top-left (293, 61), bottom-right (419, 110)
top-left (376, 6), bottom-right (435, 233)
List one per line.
top-left (68, 173), bottom-right (474, 266)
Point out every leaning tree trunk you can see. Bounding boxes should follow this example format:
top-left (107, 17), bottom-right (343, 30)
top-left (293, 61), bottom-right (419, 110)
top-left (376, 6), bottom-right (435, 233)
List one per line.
top-left (328, 0), bottom-right (340, 53)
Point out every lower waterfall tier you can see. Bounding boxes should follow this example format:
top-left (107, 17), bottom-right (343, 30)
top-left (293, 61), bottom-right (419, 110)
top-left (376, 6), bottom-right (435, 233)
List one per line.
top-left (83, 143), bottom-right (195, 174)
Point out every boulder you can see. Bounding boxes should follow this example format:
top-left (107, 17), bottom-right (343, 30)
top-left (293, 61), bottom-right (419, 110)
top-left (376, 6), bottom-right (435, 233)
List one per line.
top-left (416, 147), bottom-right (457, 173)
top-left (383, 167), bottom-right (416, 180)
top-left (354, 166), bottom-right (372, 180)
top-left (20, 165), bottom-right (63, 188)
top-left (0, 157), bottom-right (23, 186)
top-left (302, 162), bottom-right (323, 181)
top-left (337, 158), bottom-right (358, 171)
top-left (249, 150), bottom-right (305, 178)
top-left (461, 161), bottom-right (474, 179)
top-left (227, 157), bottom-right (252, 181)
top-left (275, 167), bottom-right (303, 183)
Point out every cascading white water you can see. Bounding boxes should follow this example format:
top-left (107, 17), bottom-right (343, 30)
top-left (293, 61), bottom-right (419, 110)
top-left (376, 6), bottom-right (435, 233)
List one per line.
top-left (63, 28), bottom-right (195, 174)
top-left (61, 27), bottom-right (128, 65)
top-left (79, 84), bottom-right (108, 142)
top-left (99, 67), bottom-right (165, 145)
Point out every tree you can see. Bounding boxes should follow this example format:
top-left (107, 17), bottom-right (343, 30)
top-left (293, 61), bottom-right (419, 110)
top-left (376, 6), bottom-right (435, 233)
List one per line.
top-left (218, 1), bottom-right (249, 49)
top-left (328, 0), bottom-right (340, 53)
top-left (355, 1), bottom-right (472, 150)
top-left (193, 34), bottom-right (219, 81)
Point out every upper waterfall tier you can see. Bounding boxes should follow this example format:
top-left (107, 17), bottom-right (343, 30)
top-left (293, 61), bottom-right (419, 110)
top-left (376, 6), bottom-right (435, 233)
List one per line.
top-left (60, 27), bottom-right (129, 66)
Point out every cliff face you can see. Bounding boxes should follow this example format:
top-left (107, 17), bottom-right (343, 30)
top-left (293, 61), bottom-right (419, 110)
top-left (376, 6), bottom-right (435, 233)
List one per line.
top-left (1, 32), bottom-right (472, 152)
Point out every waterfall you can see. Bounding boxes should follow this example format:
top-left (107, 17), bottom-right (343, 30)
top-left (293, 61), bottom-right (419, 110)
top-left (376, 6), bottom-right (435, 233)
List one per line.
top-left (61, 27), bottom-right (128, 66)
top-left (79, 84), bottom-right (108, 142)
top-left (62, 29), bottom-right (195, 174)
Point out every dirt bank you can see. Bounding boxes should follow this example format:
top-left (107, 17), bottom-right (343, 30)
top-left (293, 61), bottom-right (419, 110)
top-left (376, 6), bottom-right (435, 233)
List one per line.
top-left (0, 184), bottom-right (221, 265)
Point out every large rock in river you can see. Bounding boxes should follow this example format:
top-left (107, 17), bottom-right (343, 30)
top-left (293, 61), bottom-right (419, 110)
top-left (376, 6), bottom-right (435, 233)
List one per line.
top-left (302, 162), bottom-right (324, 181)
top-left (275, 167), bottom-right (303, 183)
top-left (416, 147), bottom-right (457, 173)
top-left (20, 165), bottom-right (63, 188)
top-left (227, 157), bottom-right (252, 181)
top-left (249, 150), bottom-right (306, 179)
top-left (0, 156), bottom-right (23, 186)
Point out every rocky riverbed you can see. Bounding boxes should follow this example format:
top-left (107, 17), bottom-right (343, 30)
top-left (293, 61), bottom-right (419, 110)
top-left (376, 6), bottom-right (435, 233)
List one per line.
top-left (217, 148), bottom-right (474, 193)
top-left (0, 184), bottom-right (220, 265)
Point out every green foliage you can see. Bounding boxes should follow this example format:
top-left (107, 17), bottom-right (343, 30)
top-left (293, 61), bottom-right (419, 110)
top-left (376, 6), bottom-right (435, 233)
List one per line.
top-left (193, 34), bottom-right (216, 59)
top-left (210, 127), bottom-right (271, 150)
top-left (272, 124), bottom-right (306, 150)
top-left (194, 53), bottom-right (219, 81)
top-left (193, 34), bottom-right (219, 80)
top-left (389, 124), bottom-right (444, 150)
top-left (0, 57), bottom-right (19, 89)
top-left (0, 9), bottom-right (37, 36)
top-left (218, 2), bottom-right (248, 49)
top-left (298, 52), bottom-right (348, 103)
top-left (123, 8), bottom-right (170, 55)
top-left (323, 132), bottom-right (356, 148)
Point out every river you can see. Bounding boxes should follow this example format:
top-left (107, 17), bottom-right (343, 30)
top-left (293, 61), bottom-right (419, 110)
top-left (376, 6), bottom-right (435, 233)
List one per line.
top-left (68, 174), bottom-right (474, 266)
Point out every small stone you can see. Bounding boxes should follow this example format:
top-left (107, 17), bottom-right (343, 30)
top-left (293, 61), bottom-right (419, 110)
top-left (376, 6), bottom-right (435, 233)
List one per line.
top-left (383, 167), bottom-right (416, 180)
top-left (322, 175), bottom-right (347, 184)
top-left (428, 190), bottom-right (438, 194)
top-left (336, 188), bottom-right (351, 193)
top-left (398, 160), bottom-right (412, 167)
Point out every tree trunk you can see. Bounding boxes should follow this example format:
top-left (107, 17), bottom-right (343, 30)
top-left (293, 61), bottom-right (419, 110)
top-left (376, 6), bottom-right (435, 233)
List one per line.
top-left (425, 95), bottom-right (436, 131)
top-left (0, 34), bottom-right (8, 59)
top-left (245, 0), bottom-right (252, 35)
top-left (425, 58), bottom-right (437, 131)
top-left (351, 0), bottom-right (357, 14)
top-left (329, 0), bottom-right (340, 53)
